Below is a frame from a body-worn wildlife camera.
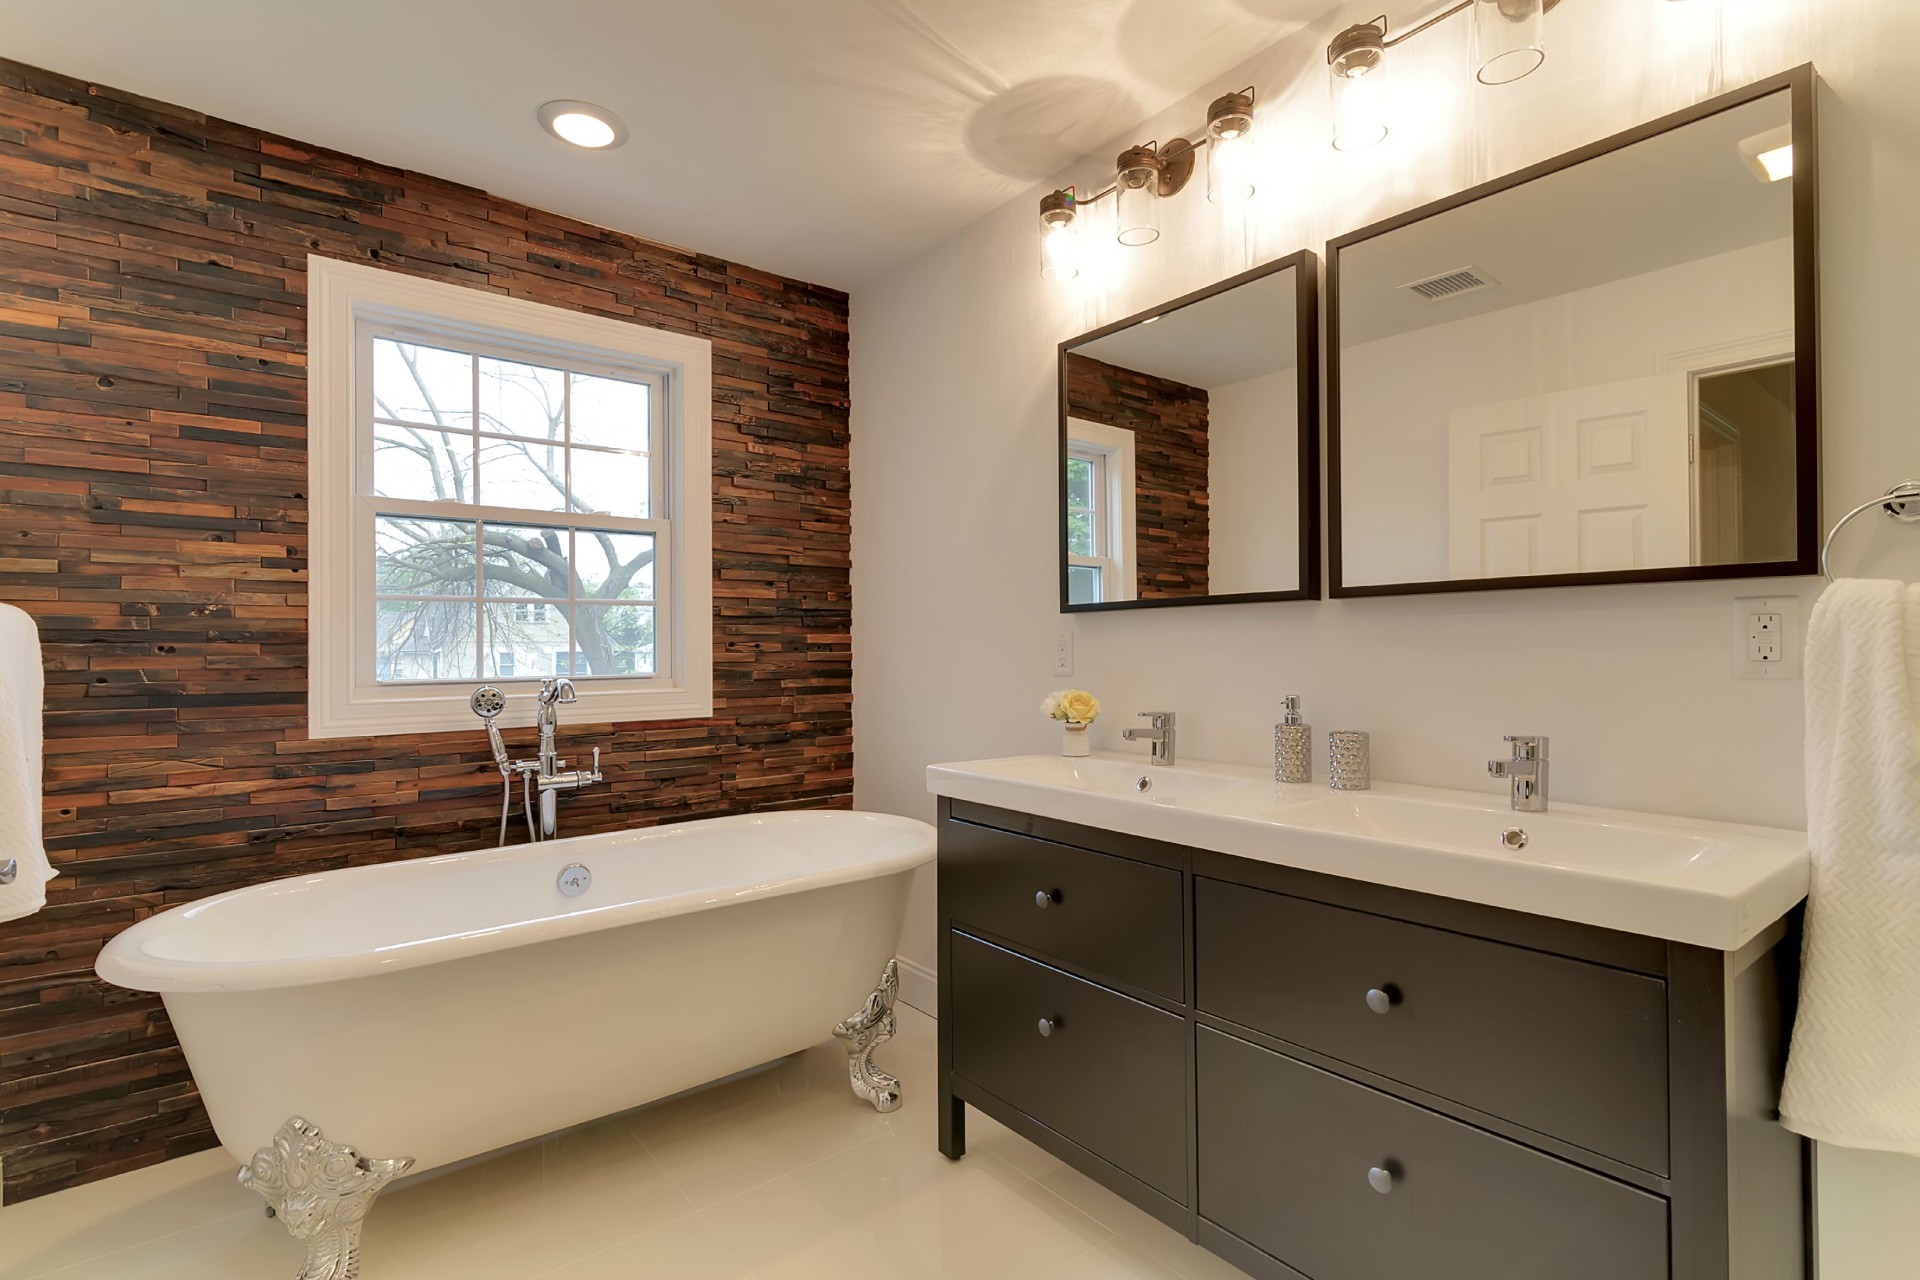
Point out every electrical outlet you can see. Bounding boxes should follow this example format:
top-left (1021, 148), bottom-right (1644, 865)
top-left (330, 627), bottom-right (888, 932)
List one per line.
top-left (1053, 631), bottom-right (1075, 677)
top-left (1733, 596), bottom-right (1802, 679)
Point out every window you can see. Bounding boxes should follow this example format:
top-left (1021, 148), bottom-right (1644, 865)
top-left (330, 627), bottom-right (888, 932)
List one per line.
top-left (308, 256), bottom-right (713, 737)
top-left (1065, 418), bottom-right (1136, 605)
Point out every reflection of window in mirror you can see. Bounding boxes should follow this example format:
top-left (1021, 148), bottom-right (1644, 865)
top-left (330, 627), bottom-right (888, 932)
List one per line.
top-left (1065, 419), bottom-right (1136, 604)
top-left (1058, 252), bottom-right (1317, 610)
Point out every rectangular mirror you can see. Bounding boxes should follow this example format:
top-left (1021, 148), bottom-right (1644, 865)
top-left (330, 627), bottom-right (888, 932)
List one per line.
top-left (1329, 68), bottom-right (1817, 596)
top-left (1060, 251), bottom-right (1319, 611)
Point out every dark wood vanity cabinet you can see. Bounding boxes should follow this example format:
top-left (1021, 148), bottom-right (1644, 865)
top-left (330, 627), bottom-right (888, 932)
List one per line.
top-left (935, 798), bottom-right (1808, 1280)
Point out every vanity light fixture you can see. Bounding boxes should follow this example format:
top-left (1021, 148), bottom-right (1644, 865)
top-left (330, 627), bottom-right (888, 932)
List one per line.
top-left (1038, 188), bottom-right (1081, 280)
top-left (1115, 142), bottom-right (1189, 245)
top-left (1327, 0), bottom-right (1564, 150)
top-left (1206, 89), bottom-right (1258, 203)
top-left (1328, 23), bottom-right (1390, 151)
top-left (537, 100), bottom-right (629, 150)
top-left (1739, 125), bottom-right (1794, 182)
top-left (1037, 88), bottom-right (1258, 275)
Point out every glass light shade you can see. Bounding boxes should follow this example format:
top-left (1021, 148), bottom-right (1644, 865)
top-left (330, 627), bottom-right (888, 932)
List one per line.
top-left (1040, 216), bottom-right (1080, 280)
top-left (1473, 0), bottom-right (1546, 85)
top-left (1330, 61), bottom-right (1388, 151)
top-left (1207, 129), bottom-right (1255, 204)
top-left (1115, 160), bottom-right (1160, 247)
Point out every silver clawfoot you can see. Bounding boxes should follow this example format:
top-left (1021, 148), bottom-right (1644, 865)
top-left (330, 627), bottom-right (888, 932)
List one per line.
top-left (239, 1117), bottom-right (413, 1280)
top-left (833, 958), bottom-right (903, 1113)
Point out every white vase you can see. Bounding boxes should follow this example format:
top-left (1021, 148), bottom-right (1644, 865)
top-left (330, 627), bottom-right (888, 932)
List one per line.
top-left (1061, 721), bottom-right (1091, 757)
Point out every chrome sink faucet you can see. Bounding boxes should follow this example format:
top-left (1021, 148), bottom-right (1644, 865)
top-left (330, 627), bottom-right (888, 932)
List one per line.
top-left (1122, 712), bottom-right (1177, 767)
top-left (1488, 735), bottom-right (1548, 812)
top-left (472, 679), bottom-right (604, 843)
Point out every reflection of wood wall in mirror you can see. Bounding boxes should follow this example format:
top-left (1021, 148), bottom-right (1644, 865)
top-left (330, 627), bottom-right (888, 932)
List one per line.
top-left (1064, 352), bottom-right (1211, 598)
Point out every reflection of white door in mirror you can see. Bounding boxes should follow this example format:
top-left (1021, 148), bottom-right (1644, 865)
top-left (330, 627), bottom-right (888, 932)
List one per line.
top-left (1065, 418), bottom-right (1137, 604)
top-left (1447, 375), bottom-right (1689, 578)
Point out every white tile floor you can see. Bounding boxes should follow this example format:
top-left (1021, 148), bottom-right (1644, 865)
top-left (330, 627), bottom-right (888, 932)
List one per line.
top-left (1, 1006), bottom-right (1248, 1280)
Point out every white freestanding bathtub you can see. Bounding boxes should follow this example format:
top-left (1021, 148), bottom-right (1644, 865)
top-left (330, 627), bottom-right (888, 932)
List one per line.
top-left (97, 809), bottom-right (933, 1277)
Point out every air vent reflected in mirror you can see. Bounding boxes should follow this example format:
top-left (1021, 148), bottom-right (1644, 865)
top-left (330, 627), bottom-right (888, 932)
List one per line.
top-left (1399, 266), bottom-right (1497, 302)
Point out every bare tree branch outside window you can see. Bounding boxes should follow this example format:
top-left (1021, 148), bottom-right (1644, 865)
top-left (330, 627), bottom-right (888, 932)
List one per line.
top-left (371, 342), bottom-right (657, 681)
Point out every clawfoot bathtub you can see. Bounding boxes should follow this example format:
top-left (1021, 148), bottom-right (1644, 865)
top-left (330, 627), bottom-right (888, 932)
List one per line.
top-left (97, 809), bottom-right (934, 1279)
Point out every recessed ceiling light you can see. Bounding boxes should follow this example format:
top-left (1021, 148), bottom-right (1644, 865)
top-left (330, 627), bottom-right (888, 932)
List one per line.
top-left (1753, 144), bottom-right (1793, 182)
top-left (1738, 125), bottom-right (1793, 183)
top-left (537, 100), bottom-right (628, 150)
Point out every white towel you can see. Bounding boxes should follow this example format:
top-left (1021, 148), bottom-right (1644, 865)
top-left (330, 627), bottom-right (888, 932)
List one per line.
top-left (1781, 578), bottom-right (1920, 1151)
top-left (0, 602), bottom-right (53, 923)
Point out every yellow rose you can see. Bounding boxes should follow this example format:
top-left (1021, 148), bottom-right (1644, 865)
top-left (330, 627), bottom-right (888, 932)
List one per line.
top-left (1058, 690), bottom-right (1100, 724)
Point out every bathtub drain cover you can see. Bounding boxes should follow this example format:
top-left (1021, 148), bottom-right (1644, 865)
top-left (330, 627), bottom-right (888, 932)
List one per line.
top-left (557, 863), bottom-right (592, 896)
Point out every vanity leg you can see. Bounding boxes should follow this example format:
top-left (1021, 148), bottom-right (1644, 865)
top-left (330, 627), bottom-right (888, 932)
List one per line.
top-left (940, 1088), bottom-right (966, 1159)
top-left (239, 1116), bottom-right (413, 1280)
top-left (834, 958), bottom-right (903, 1113)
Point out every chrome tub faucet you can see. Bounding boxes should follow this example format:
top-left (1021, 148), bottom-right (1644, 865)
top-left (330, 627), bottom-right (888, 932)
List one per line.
top-left (1122, 711), bottom-right (1177, 767)
top-left (1489, 735), bottom-right (1548, 812)
top-left (472, 678), bottom-right (604, 843)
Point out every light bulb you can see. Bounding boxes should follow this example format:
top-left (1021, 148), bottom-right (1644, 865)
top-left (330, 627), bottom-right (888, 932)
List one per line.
top-left (1332, 63), bottom-right (1388, 151)
top-left (1208, 133), bottom-right (1254, 204)
top-left (537, 100), bottom-right (628, 150)
top-left (1041, 220), bottom-right (1080, 280)
top-left (551, 113), bottom-right (616, 148)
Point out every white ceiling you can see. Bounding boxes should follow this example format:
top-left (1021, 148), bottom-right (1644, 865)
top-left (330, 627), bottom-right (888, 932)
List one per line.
top-left (0, 0), bottom-right (1338, 290)
top-left (1071, 268), bottom-right (1299, 388)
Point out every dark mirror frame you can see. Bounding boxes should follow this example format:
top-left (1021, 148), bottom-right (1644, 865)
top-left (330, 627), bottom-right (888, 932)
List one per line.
top-left (1326, 65), bottom-right (1819, 598)
top-left (1059, 249), bottom-right (1322, 613)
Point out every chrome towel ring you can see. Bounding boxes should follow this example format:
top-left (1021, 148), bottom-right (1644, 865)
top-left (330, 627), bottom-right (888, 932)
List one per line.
top-left (1821, 480), bottom-right (1920, 582)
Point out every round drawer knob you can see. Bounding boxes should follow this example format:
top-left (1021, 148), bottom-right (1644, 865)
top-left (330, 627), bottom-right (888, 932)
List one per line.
top-left (1037, 1017), bottom-right (1058, 1037)
top-left (1368, 1165), bottom-right (1394, 1195)
top-left (1035, 889), bottom-right (1059, 909)
top-left (1365, 987), bottom-right (1394, 1015)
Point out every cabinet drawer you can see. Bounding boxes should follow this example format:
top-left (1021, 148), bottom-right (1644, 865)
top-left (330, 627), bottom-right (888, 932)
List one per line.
top-left (1197, 1027), bottom-right (1668, 1280)
top-left (1195, 878), bottom-right (1668, 1172)
top-left (942, 819), bottom-right (1184, 1000)
top-left (951, 932), bottom-right (1187, 1201)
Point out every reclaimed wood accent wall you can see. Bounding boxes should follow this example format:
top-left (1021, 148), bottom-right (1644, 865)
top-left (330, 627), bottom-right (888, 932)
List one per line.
top-left (0, 58), bottom-right (852, 1204)
top-left (1064, 353), bottom-right (1210, 597)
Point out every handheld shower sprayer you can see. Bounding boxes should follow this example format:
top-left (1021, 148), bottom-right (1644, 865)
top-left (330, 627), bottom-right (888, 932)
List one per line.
top-left (472, 679), bottom-right (602, 847)
top-left (471, 685), bottom-right (511, 776)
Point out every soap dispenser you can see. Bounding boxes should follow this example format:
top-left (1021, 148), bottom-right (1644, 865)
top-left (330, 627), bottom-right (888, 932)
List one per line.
top-left (1274, 695), bottom-right (1311, 784)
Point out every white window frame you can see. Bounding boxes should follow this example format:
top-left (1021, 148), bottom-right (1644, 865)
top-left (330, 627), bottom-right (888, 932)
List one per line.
top-left (1066, 417), bottom-right (1136, 603)
top-left (308, 255), bottom-right (713, 738)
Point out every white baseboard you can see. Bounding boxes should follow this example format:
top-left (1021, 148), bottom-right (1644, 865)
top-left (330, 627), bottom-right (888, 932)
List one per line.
top-left (894, 955), bottom-right (937, 1017)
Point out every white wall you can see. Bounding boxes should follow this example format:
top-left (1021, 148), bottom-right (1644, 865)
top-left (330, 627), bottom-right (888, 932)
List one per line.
top-left (851, 0), bottom-right (1920, 1271)
top-left (1342, 237), bottom-right (1793, 584)
top-left (1207, 367), bottom-right (1300, 594)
